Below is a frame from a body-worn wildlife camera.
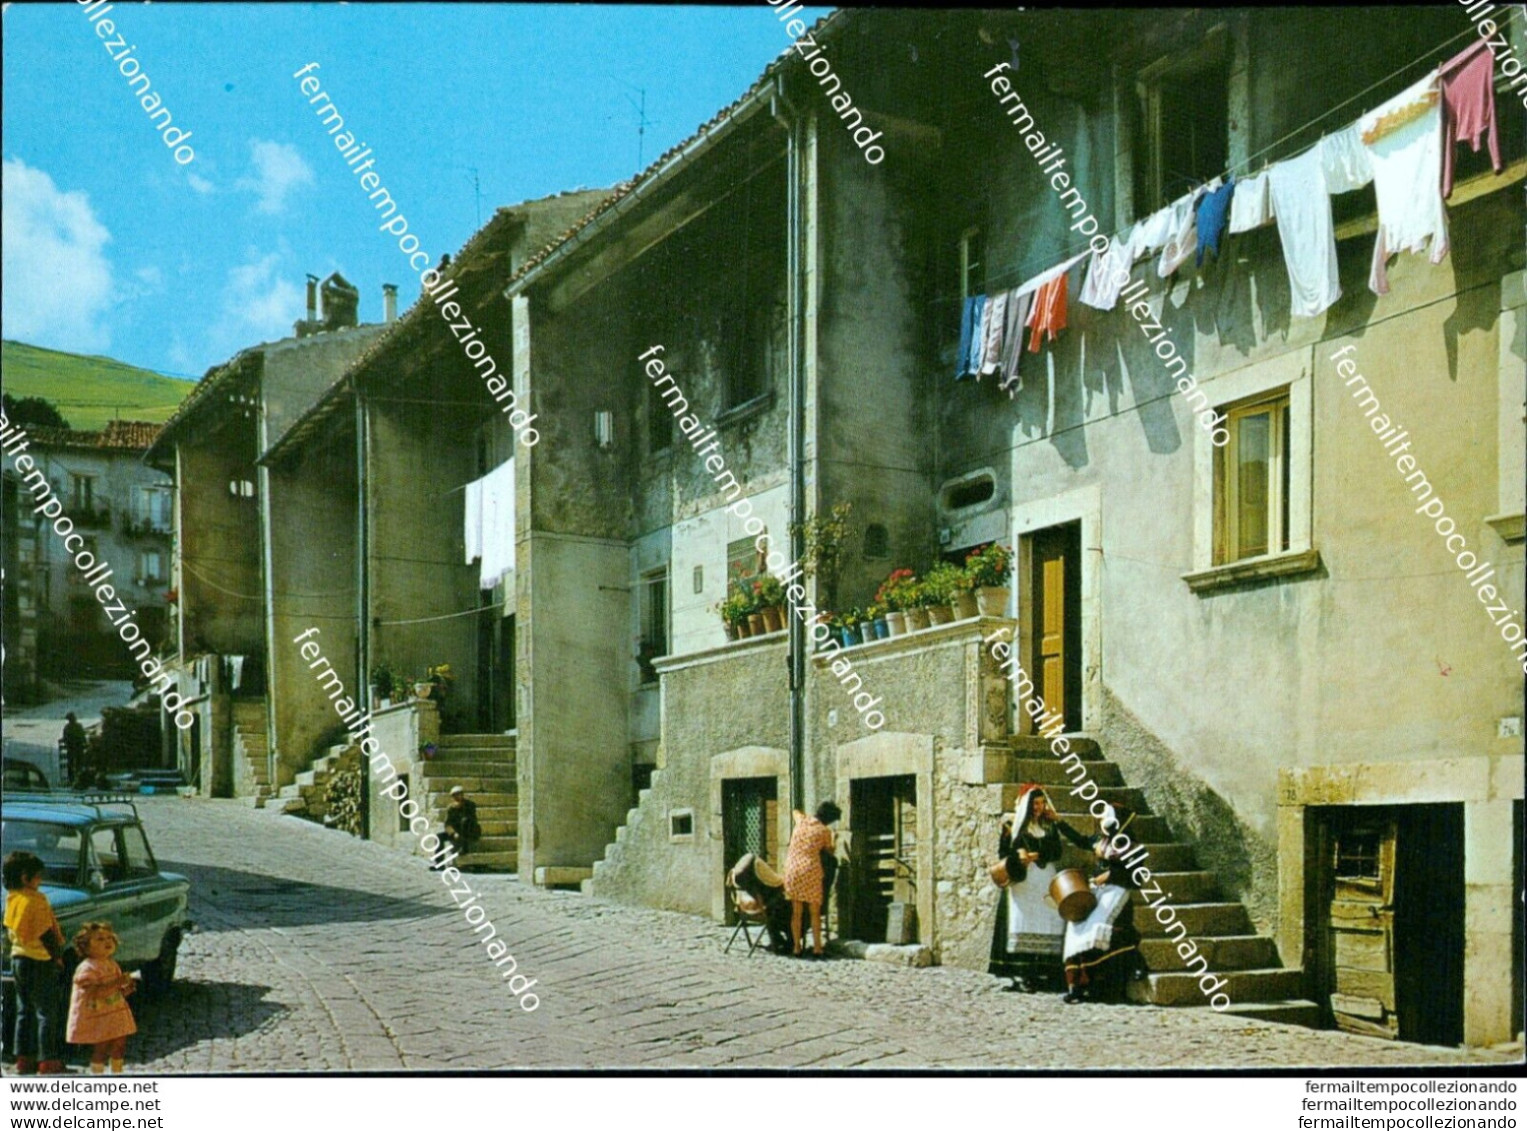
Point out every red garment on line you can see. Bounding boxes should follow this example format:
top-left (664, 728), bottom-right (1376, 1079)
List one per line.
top-left (1027, 273), bottom-right (1068, 353)
top-left (1439, 39), bottom-right (1501, 200)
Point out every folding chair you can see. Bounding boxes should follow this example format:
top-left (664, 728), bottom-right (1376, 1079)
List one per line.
top-left (724, 874), bottom-right (770, 956)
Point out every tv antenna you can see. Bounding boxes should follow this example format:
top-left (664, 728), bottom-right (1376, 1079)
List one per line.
top-left (615, 81), bottom-right (657, 172)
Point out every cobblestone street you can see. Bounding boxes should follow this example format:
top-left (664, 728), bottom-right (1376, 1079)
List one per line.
top-left (85, 798), bottom-right (1513, 1072)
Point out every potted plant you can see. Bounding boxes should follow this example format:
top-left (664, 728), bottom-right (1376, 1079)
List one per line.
top-left (904, 581), bottom-right (932, 632)
top-left (792, 502), bottom-right (855, 613)
top-left (877, 569), bottom-right (916, 637)
top-left (717, 583), bottom-right (751, 641)
top-left (757, 574), bottom-right (786, 634)
top-left (369, 661), bottom-right (397, 709)
top-left (967, 542), bottom-right (1013, 616)
top-left (950, 560), bottom-right (980, 620)
top-left (425, 663), bottom-right (455, 702)
top-left (866, 602), bottom-right (888, 640)
top-left (923, 562), bottom-right (963, 626)
top-left (746, 577), bottom-right (767, 637)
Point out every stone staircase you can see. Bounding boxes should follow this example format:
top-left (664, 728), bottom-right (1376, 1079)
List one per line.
top-left (417, 734), bottom-right (518, 871)
top-left (584, 767), bottom-right (671, 903)
top-left (262, 741), bottom-right (356, 819)
top-left (991, 735), bottom-right (1317, 1026)
top-left (231, 699), bottom-right (272, 806)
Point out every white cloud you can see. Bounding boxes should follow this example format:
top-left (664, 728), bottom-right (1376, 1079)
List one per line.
top-left (204, 250), bottom-right (302, 361)
top-left (136, 266), bottom-right (164, 288)
top-left (236, 139), bottom-right (313, 214)
top-left (0, 158), bottom-right (115, 352)
top-left (186, 172), bottom-right (215, 195)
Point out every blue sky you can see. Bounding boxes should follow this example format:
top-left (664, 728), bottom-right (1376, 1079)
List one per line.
top-left (1, 3), bottom-right (826, 380)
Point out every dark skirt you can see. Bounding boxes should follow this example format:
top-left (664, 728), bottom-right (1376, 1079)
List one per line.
top-left (988, 889), bottom-right (1064, 987)
top-left (1062, 901), bottom-right (1145, 1002)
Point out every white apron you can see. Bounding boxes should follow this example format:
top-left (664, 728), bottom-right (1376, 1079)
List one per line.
top-left (1063, 882), bottom-right (1130, 960)
top-left (1006, 862), bottom-right (1065, 956)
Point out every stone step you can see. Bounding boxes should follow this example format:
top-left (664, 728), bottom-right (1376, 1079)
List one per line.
top-left (436, 734), bottom-right (515, 749)
top-left (416, 775), bottom-right (516, 793)
top-left (1007, 735), bottom-right (1103, 760)
top-left (1137, 967), bottom-right (1305, 1007)
top-left (472, 805), bottom-right (517, 822)
top-left (267, 795), bottom-right (306, 815)
top-left (1002, 783), bottom-right (1152, 815)
top-left (1126, 870), bottom-right (1220, 904)
top-left (1001, 758), bottom-right (1125, 788)
top-left (1139, 934), bottom-right (1280, 972)
top-left (1218, 998), bottom-right (1322, 1029)
top-left (294, 769), bottom-right (330, 789)
top-left (1124, 842), bottom-right (1198, 871)
top-left (423, 791), bottom-right (516, 812)
top-left (1136, 901), bottom-right (1253, 938)
top-left (472, 834), bottom-right (518, 853)
top-left (418, 759), bottom-right (517, 777)
top-left (477, 818), bottom-right (518, 836)
top-left (455, 850), bottom-right (517, 870)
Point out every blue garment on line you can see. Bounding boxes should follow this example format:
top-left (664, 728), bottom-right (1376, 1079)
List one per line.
top-left (1196, 177), bottom-right (1236, 266)
top-left (955, 294), bottom-right (986, 381)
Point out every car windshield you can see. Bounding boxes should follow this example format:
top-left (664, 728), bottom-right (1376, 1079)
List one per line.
top-left (0, 820), bottom-right (85, 887)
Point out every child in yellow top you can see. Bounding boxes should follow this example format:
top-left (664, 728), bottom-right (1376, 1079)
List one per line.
top-left (3, 851), bottom-right (67, 1075)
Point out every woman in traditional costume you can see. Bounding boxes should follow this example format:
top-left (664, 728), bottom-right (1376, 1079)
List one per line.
top-left (988, 785), bottom-right (1091, 992)
top-left (1061, 801), bottom-right (1148, 1003)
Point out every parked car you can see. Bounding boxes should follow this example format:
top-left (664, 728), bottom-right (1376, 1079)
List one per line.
top-left (0, 759), bottom-right (50, 793)
top-left (1, 795), bottom-right (191, 1057)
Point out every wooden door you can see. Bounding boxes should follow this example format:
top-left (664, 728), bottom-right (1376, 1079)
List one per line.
top-left (1031, 523), bottom-right (1081, 732)
top-left (1327, 817), bottom-right (1400, 1039)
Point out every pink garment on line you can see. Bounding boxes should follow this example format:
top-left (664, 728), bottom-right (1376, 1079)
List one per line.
top-left (1440, 39), bottom-right (1501, 200)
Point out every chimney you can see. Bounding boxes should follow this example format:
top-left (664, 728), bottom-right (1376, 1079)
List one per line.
top-left (382, 284), bottom-right (398, 324)
top-left (305, 274), bottom-right (319, 323)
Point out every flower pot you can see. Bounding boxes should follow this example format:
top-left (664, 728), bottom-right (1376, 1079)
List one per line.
top-left (976, 586), bottom-right (1010, 617)
top-left (414, 681), bottom-right (435, 700)
top-left (838, 627), bottom-right (858, 649)
top-left (723, 621), bottom-right (739, 641)
top-left (927, 604), bottom-right (954, 627)
top-left (906, 607), bottom-right (931, 631)
top-left (748, 613), bottom-right (767, 637)
top-left (954, 591), bottom-right (980, 620)
top-left (762, 605), bottom-right (784, 634)
top-left (736, 617), bottom-right (753, 640)
top-left (858, 623), bottom-right (876, 645)
top-left (885, 611), bottom-right (907, 637)
top-left (873, 617), bottom-right (889, 640)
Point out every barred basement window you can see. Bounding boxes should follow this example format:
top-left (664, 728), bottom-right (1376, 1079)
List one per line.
top-left (669, 809), bottom-right (694, 840)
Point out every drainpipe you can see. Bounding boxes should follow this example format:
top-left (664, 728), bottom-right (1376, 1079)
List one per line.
top-left (354, 384), bottom-right (371, 838)
top-left (771, 77), bottom-right (807, 813)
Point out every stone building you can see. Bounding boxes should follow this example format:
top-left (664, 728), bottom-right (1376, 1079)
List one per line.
top-left (1, 467), bottom-right (41, 704)
top-left (14, 420), bottom-right (175, 680)
top-left (500, 8), bottom-right (1524, 1046)
top-left (145, 273), bottom-right (393, 799)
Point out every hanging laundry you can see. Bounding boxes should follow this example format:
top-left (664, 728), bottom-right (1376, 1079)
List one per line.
top-left (1128, 204), bottom-right (1175, 262)
top-left (1440, 39), bottom-right (1501, 199)
top-left (1362, 71), bottom-right (1448, 295)
top-left (970, 295), bottom-right (997, 377)
top-left (1319, 124), bottom-right (1374, 194)
top-left (477, 458), bottom-right (517, 591)
top-left (978, 291), bottom-right (1010, 379)
top-left (464, 477), bottom-right (484, 565)
top-left (1027, 273), bottom-right (1069, 353)
top-left (1268, 145), bottom-right (1342, 318)
top-left (955, 294), bottom-right (983, 381)
top-left (1228, 172), bottom-right (1272, 233)
top-left (1159, 182), bottom-right (1215, 278)
top-left (1079, 224), bottom-right (1136, 310)
top-left (1195, 178), bottom-right (1236, 265)
top-left (997, 288), bottom-right (1032, 394)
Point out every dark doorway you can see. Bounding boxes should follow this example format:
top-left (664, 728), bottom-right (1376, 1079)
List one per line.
top-left (1314, 804), bottom-right (1464, 1045)
top-left (1028, 522), bottom-right (1082, 732)
top-left (476, 607), bottom-right (515, 733)
top-left (847, 775), bottom-right (918, 944)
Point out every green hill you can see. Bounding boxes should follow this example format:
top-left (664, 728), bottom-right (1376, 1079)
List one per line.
top-left (0, 340), bottom-right (194, 431)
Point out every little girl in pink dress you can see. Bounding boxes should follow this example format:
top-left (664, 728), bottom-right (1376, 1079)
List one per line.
top-left (67, 922), bottom-right (137, 1073)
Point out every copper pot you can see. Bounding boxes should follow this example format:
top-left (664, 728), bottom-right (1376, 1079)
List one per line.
top-left (1049, 868), bottom-right (1097, 923)
top-left (988, 859), bottom-right (1011, 888)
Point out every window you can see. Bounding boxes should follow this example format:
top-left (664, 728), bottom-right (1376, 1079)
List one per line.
top-left (726, 536), bottom-right (765, 589)
top-left (119, 824), bottom-right (157, 879)
top-left (1135, 32), bottom-right (1229, 213)
top-left (90, 826), bottom-right (123, 884)
top-left (71, 475), bottom-right (96, 512)
top-left (960, 227), bottom-right (985, 300)
top-left (863, 523), bottom-right (890, 561)
top-left (1215, 392), bottom-right (1291, 564)
top-left (668, 809), bottom-right (694, 840)
top-left (135, 486), bottom-right (173, 532)
top-left (139, 550), bottom-right (166, 585)
top-left (637, 569), bottom-right (668, 685)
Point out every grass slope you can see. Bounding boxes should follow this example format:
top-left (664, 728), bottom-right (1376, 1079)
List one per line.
top-left (1, 340), bottom-right (195, 431)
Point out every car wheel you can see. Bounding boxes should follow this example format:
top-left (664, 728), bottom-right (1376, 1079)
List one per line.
top-left (141, 930), bottom-right (180, 995)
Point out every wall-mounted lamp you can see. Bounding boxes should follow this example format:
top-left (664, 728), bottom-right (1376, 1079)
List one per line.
top-left (594, 410), bottom-right (614, 450)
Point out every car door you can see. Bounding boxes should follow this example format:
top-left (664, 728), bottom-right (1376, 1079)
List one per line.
top-left (86, 826), bottom-right (147, 962)
top-left (118, 823), bottom-right (180, 964)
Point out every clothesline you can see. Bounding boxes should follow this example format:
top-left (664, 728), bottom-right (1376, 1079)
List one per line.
top-left (974, 12), bottom-right (1522, 298)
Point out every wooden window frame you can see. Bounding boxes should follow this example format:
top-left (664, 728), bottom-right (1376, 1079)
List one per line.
top-left (1215, 390), bottom-right (1291, 566)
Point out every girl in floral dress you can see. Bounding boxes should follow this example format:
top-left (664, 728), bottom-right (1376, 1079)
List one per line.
top-left (67, 923), bottom-right (138, 1074)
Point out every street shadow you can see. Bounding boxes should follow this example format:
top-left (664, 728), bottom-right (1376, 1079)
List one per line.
top-left (157, 860), bottom-right (444, 932)
top-left (64, 980), bottom-right (289, 1066)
